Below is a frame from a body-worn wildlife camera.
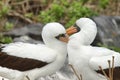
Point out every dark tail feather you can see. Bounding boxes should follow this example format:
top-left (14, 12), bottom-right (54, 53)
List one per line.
top-left (113, 67), bottom-right (120, 80)
top-left (96, 67), bottom-right (120, 80)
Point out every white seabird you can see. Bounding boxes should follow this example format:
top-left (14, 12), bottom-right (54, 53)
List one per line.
top-left (67, 18), bottom-right (120, 80)
top-left (0, 22), bottom-right (71, 80)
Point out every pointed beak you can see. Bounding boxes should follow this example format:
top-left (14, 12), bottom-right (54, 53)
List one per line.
top-left (66, 26), bottom-right (78, 35)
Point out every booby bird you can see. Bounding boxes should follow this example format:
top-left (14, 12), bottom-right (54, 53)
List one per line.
top-left (67, 18), bottom-right (120, 80)
top-left (0, 22), bottom-right (74, 80)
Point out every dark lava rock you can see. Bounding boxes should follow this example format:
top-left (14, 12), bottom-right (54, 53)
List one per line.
top-left (2, 23), bottom-right (44, 42)
top-left (91, 16), bottom-right (120, 47)
top-left (2, 16), bottom-right (120, 48)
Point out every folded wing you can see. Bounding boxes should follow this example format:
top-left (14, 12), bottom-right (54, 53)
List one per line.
top-left (0, 42), bottom-right (57, 71)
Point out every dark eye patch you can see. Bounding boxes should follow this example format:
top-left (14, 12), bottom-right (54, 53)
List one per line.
top-left (55, 33), bottom-right (66, 40)
top-left (74, 23), bottom-right (80, 32)
top-left (59, 34), bottom-right (66, 37)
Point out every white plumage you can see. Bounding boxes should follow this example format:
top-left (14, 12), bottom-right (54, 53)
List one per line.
top-left (67, 18), bottom-right (120, 80)
top-left (0, 22), bottom-right (68, 80)
top-left (2, 42), bottom-right (57, 63)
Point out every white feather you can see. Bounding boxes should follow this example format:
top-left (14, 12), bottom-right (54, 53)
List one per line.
top-left (0, 22), bottom-right (67, 80)
top-left (68, 18), bottom-right (120, 80)
top-left (89, 53), bottom-right (120, 70)
top-left (0, 66), bottom-right (24, 80)
top-left (0, 76), bottom-right (9, 80)
top-left (2, 42), bottom-right (57, 63)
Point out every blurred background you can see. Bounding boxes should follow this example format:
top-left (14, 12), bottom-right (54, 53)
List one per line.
top-left (0, 0), bottom-right (120, 51)
top-left (0, 0), bottom-right (120, 80)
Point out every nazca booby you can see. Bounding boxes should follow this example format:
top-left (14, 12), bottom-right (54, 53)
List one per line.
top-left (0, 22), bottom-right (75, 80)
top-left (67, 18), bottom-right (120, 80)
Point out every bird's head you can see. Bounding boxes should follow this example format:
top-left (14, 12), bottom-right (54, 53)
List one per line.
top-left (42, 22), bottom-right (69, 43)
top-left (66, 18), bottom-right (96, 35)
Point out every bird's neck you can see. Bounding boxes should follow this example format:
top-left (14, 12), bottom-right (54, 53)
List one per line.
top-left (70, 24), bottom-right (97, 45)
top-left (32, 53), bottom-right (67, 78)
top-left (44, 38), bottom-right (67, 54)
top-left (30, 40), bottom-right (67, 78)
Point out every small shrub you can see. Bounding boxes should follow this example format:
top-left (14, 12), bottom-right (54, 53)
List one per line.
top-left (0, 34), bottom-right (13, 43)
top-left (4, 22), bottom-right (14, 31)
top-left (99, 0), bottom-right (109, 9)
top-left (0, 1), bottom-right (10, 18)
top-left (38, 0), bottom-right (97, 27)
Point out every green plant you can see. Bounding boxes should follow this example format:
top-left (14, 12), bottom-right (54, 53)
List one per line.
top-left (39, 3), bottom-right (65, 23)
top-left (97, 43), bottom-right (120, 53)
top-left (99, 0), bottom-right (109, 8)
top-left (0, 1), bottom-right (10, 18)
top-left (0, 1), bottom-right (13, 31)
top-left (79, 0), bottom-right (89, 5)
top-left (65, 1), bottom-right (98, 27)
top-left (38, 0), bottom-right (97, 27)
top-left (4, 22), bottom-right (14, 31)
top-left (0, 34), bottom-right (13, 43)
top-left (24, 12), bottom-right (34, 19)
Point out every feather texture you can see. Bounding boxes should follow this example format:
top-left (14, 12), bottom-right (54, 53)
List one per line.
top-left (2, 42), bottom-right (57, 63)
top-left (0, 22), bottom-right (67, 80)
top-left (68, 18), bottom-right (120, 80)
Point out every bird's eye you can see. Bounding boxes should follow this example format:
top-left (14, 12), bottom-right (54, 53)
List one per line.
top-left (60, 34), bottom-right (66, 37)
top-left (55, 33), bottom-right (66, 40)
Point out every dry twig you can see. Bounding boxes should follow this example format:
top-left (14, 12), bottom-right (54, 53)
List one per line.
top-left (99, 66), bottom-right (110, 80)
top-left (111, 56), bottom-right (114, 80)
top-left (26, 75), bottom-right (30, 80)
top-left (8, 11), bottom-right (34, 24)
top-left (99, 56), bottom-right (115, 80)
top-left (69, 64), bottom-right (82, 80)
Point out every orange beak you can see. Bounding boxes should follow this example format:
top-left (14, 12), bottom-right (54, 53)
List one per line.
top-left (66, 26), bottom-right (78, 35)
